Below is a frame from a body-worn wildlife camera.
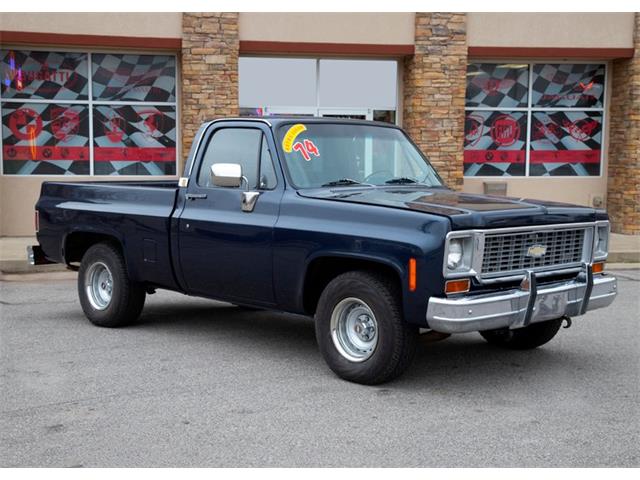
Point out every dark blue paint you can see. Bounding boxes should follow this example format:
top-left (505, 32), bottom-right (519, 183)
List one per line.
top-left (35, 117), bottom-right (608, 327)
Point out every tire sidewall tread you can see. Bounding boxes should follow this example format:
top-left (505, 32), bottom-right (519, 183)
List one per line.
top-left (480, 318), bottom-right (563, 350)
top-left (315, 270), bottom-right (417, 385)
top-left (77, 242), bottom-right (145, 328)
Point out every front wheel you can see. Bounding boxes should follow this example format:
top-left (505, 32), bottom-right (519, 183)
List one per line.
top-left (78, 242), bottom-right (146, 328)
top-left (315, 271), bottom-right (418, 385)
top-left (479, 318), bottom-right (563, 350)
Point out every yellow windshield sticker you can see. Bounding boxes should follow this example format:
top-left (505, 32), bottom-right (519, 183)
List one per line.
top-left (282, 124), bottom-right (307, 153)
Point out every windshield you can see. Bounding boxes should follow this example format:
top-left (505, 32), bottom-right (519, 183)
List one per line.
top-left (277, 122), bottom-right (443, 189)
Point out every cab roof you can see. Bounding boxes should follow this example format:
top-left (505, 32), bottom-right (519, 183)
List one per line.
top-left (209, 116), bottom-right (402, 130)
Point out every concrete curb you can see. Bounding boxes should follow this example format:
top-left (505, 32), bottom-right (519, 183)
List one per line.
top-left (0, 260), bottom-right (68, 274)
top-left (0, 271), bottom-right (78, 282)
top-left (608, 252), bottom-right (640, 263)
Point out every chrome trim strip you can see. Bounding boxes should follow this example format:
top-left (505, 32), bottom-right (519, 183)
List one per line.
top-left (478, 266), bottom-right (584, 284)
top-left (451, 221), bottom-right (602, 236)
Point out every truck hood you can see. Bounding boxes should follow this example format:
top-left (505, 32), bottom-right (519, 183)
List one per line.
top-left (298, 186), bottom-right (604, 229)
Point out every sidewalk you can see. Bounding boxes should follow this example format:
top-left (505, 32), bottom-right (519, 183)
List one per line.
top-left (1, 234), bottom-right (638, 276)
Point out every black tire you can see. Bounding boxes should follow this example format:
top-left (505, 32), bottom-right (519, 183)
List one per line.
top-left (78, 242), bottom-right (146, 328)
top-left (479, 318), bottom-right (563, 350)
top-left (315, 270), bottom-right (418, 385)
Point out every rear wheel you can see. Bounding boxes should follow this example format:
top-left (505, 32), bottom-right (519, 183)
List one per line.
top-left (315, 271), bottom-right (418, 385)
top-left (78, 242), bottom-right (146, 328)
top-left (479, 318), bottom-right (563, 350)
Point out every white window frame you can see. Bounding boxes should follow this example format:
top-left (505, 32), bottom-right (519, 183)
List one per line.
top-left (0, 47), bottom-right (180, 177)
top-left (464, 60), bottom-right (607, 179)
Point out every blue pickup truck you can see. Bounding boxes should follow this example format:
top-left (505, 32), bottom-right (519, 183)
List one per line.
top-left (30, 117), bottom-right (618, 384)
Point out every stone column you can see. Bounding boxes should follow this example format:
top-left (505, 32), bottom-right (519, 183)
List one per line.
top-left (607, 13), bottom-right (640, 235)
top-left (181, 13), bottom-right (239, 164)
top-left (403, 13), bottom-right (467, 189)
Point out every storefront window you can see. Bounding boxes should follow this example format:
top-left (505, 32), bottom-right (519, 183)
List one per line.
top-left (1, 50), bottom-right (89, 101)
top-left (464, 62), bottom-right (605, 177)
top-left (530, 111), bottom-right (602, 176)
top-left (531, 64), bottom-right (604, 108)
top-left (465, 63), bottom-right (528, 109)
top-left (239, 57), bottom-right (398, 124)
top-left (463, 110), bottom-right (527, 177)
top-left (1, 49), bottom-right (178, 176)
top-left (1, 102), bottom-right (90, 175)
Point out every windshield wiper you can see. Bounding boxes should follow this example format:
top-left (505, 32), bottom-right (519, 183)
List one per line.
top-left (384, 177), bottom-right (419, 185)
top-left (321, 178), bottom-right (364, 187)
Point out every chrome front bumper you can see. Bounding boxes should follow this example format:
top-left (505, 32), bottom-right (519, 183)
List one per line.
top-left (426, 268), bottom-right (617, 334)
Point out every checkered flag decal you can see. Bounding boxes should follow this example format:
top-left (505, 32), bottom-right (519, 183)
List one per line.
top-left (1, 50), bottom-right (89, 101)
top-left (532, 64), bottom-right (604, 108)
top-left (93, 104), bottom-right (176, 175)
top-left (92, 54), bottom-right (176, 102)
top-left (465, 63), bottom-right (529, 108)
top-left (530, 111), bottom-right (602, 176)
top-left (2, 102), bottom-right (89, 175)
top-left (463, 110), bottom-right (527, 177)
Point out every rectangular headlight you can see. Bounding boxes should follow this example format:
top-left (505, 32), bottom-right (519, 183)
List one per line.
top-left (443, 233), bottom-right (475, 278)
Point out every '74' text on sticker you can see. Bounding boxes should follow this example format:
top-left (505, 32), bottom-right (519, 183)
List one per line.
top-left (293, 139), bottom-right (320, 161)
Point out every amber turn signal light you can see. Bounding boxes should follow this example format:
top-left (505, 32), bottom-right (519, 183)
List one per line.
top-left (445, 278), bottom-right (470, 295)
top-left (592, 262), bottom-right (605, 274)
top-left (408, 258), bottom-right (417, 292)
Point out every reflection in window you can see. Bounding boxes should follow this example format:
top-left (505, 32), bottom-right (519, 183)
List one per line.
top-left (465, 63), bottom-right (528, 108)
top-left (373, 110), bottom-right (396, 124)
top-left (530, 111), bottom-right (602, 176)
top-left (1, 49), bottom-right (178, 176)
top-left (463, 110), bottom-right (527, 177)
top-left (2, 102), bottom-right (90, 175)
top-left (1, 50), bottom-right (89, 101)
top-left (93, 105), bottom-right (176, 175)
top-left (464, 62), bottom-right (605, 177)
top-left (92, 54), bottom-right (176, 102)
top-left (531, 64), bottom-right (604, 108)
top-left (198, 128), bottom-right (262, 188)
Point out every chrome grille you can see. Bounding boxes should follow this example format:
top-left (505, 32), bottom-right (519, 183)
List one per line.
top-left (481, 228), bottom-right (586, 276)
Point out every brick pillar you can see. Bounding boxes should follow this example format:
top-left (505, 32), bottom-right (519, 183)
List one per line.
top-left (403, 13), bottom-right (467, 189)
top-left (181, 13), bottom-right (239, 161)
top-left (607, 13), bottom-right (640, 235)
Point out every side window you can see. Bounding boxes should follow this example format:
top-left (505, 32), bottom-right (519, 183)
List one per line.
top-left (258, 135), bottom-right (278, 189)
top-left (197, 128), bottom-right (262, 187)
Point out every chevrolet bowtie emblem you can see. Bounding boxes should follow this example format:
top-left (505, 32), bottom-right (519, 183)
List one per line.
top-left (527, 244), bottom-right (547, 258)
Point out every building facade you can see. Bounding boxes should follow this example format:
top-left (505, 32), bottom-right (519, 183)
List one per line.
top-left (0, 12), bottom-right (638, 236)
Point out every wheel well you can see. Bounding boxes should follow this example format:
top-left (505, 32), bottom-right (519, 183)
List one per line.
top-left (303, 256), bottom-right (402, 315)
top-left (64, 232), bottom-right (122, 264)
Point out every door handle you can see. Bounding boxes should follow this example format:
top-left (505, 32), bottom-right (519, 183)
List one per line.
top-left (185, 193), bottom-right (207, 200)
top-left (241, 191), bottom-right (261, 212)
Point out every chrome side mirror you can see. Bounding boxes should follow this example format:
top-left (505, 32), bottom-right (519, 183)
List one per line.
top-left (211, 163), bottom-right (242, 188)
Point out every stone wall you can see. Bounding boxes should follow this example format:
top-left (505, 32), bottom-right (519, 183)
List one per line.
top-left (403, 13), bottom-right (467, 189)
top-left (181, 13), bottom-right (239, 167)
top-left (607, 13), bottom-right (640, 235)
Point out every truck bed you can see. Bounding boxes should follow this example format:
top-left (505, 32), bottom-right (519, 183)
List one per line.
top-left (36, 180), bottom-right (182, 290)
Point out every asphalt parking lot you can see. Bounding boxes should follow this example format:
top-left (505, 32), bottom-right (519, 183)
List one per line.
top-left (1, 270), bottom-right (638, 467)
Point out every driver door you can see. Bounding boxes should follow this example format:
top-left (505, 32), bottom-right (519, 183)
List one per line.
top-left (177, 122), bottom-right (282, 305)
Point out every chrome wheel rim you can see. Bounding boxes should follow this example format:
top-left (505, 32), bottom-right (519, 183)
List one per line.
top-left (330, 297), bottom-right (378, 362)
top-left (86, 262), bottom-right (113, 310)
